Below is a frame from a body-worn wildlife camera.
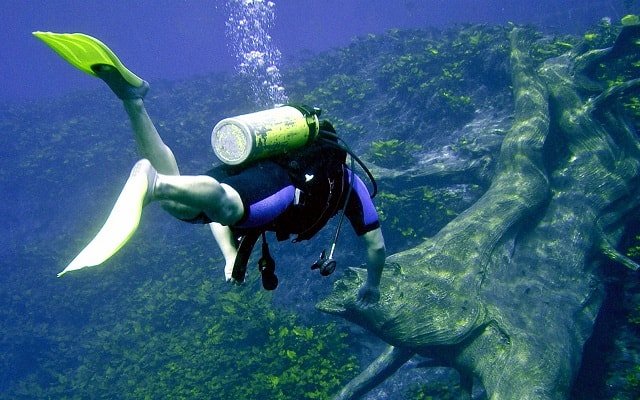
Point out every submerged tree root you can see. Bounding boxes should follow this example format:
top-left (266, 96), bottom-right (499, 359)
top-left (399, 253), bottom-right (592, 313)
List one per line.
top-left (318, 23), bottom-right (640, 400)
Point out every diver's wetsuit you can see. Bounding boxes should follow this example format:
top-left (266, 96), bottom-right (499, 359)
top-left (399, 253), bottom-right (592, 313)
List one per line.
top-left (182, 159), bottom-right (380, 239)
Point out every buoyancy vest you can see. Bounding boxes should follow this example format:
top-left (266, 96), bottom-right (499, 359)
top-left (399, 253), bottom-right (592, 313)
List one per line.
top-left (230, 128), bottom-right (349, 287)
top-left (231, 128), bottom-right (348, 242)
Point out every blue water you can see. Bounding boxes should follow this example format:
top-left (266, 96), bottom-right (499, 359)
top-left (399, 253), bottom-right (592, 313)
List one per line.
top-left (2, 1), bottom-right (640, 399)
top-left (1, 0), bottom-right (634, 103)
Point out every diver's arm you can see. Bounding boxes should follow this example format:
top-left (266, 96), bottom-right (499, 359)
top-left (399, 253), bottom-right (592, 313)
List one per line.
top-left (358, 227), bottom-right (386, 304)
top-left (209, 223), bottom-right (238, 281)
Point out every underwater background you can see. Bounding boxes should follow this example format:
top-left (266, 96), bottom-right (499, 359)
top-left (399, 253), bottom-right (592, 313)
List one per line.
top-left (2, 1), bottom-right (640, 399)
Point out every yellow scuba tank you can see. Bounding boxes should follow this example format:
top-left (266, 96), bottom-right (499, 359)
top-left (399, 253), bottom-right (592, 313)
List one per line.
top-left (211, 104), bottom-right (320, 165)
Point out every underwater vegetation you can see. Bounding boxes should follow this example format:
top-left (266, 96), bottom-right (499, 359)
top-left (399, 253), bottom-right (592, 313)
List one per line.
top-left (1, 20), bottom-right (640, 400)
top-left (288, 25), bottom-right (513, 143)
top-left (1, 239), bottom-right (358, 399)
top-left (369, 139), bottom-right (422, 169)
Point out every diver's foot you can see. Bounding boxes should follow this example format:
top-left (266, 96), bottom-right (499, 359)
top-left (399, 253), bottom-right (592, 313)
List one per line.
top-left (92, 64), bottom-right (149, 100)
top-left (129, 159), bottom-right (157, 206)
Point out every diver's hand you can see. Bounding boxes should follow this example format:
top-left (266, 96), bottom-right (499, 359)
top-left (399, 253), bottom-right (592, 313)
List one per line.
top-left (356, 283), bottom-right (380, 306)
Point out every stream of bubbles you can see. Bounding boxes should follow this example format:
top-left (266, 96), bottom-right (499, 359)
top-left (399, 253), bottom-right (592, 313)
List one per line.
top-left (225, 0), bottom-right (289, 107)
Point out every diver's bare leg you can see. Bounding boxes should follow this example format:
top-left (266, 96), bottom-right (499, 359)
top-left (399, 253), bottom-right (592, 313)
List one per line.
top-left (122, 99), bottom-right (180, 175)
top-left (120, 99), bottom-right (197, 218)
top-left (131, 160), bottom-right (243, 223)
top-left (210, 222), bottom-right (238, 280)
top-left (92, 65), bottom-right (177, 175)
top-left (152, 173), bottom-right (244, 226)
top-left (119, 94), bottom-right (244, 227)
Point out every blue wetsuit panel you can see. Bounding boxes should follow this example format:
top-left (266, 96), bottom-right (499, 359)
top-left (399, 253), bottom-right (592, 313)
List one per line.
top-left (210, 160), bottom-right (295, 228)
top-left (236, 185), bottom-right (296, 229)
top-left (344, 169), bottom-right (380, 236)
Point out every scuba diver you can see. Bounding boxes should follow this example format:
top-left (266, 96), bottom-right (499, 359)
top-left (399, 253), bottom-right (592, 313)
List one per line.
top-left (34, 32), bottom-right (386, 305)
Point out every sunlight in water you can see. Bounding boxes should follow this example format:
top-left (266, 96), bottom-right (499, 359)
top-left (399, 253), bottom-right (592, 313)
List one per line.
top-left (225, 0), bottom-right (288, 107)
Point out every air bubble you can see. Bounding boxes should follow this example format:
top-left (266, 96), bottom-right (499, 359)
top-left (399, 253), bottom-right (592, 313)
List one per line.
top-left (225, 0), bottom-right (289, 106)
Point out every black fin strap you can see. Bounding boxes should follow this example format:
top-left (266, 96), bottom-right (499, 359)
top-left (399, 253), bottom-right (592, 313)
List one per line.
top-left (231, 231), bottom-right (261, 283)
top-left (258, 232), bottom-right (279, 290)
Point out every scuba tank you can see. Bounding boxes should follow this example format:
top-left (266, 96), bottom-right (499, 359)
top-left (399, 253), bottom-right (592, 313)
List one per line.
top-left (211, 104), bottom-right (321, 165)
top-left (211, 103), bottom-right (377, 197)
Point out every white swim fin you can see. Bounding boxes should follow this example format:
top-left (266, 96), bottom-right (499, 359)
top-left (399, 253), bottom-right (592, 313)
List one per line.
top-left (58, 160), bottom-right (154, 277)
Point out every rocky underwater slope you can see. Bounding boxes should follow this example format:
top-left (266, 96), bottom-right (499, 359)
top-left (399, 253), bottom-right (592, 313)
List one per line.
top-left (1, 20), bottom-right (640, 399)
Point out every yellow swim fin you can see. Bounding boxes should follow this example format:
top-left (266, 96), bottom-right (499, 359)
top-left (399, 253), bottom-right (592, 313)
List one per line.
top-left (58, 160), bottom-right (154, 277)
top-left (32, 31), bottom-right (144, 88)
